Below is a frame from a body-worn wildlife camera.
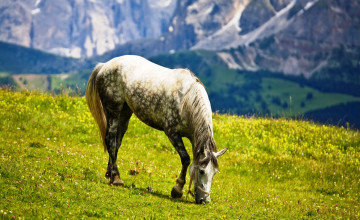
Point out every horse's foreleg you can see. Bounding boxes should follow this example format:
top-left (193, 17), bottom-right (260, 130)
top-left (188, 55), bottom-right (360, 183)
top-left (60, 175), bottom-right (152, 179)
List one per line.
top-left (166, 131), bottom-right (190, 198)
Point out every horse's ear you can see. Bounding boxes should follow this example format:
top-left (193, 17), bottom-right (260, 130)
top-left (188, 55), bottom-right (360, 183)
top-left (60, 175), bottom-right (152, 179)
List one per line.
top-left (214, 148), bottom-right (228, 158)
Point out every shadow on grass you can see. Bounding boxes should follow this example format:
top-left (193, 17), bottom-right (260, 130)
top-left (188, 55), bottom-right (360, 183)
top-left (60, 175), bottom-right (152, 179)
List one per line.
top-left (112, 183), bottom-right (195, 204)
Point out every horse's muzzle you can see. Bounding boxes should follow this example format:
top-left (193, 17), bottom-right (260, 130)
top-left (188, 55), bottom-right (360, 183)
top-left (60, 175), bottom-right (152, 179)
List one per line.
top-left (195, 195), bottom-right (211, 204)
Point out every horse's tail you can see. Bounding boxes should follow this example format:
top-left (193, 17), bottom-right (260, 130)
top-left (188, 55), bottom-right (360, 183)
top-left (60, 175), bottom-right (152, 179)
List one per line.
top-left (86, 63), bottom-right (107, 152)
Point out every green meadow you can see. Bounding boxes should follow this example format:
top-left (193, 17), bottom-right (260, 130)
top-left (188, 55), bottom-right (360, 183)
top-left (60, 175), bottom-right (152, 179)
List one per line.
top-left (0, 89), bottom-right (359, 219)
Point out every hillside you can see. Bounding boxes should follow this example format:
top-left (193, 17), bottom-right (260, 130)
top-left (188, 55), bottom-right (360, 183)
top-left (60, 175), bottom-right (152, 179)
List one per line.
top-left (0, 41), bottom-right (359, 128)
top-left (150, 50), bottom-right (360, 128)
top-left (0, 41), bottom-right (88, 74)
top-left (1, 44), bottom-right (359, 128)
top-left (0, 89), bottom-right (359, 218)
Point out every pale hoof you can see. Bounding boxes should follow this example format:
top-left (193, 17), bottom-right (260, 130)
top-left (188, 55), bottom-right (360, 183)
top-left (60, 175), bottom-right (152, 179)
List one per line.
top-left (111, 175), bottom-right (124, 186)
top-left (171, 185), bottom-right (183, 198)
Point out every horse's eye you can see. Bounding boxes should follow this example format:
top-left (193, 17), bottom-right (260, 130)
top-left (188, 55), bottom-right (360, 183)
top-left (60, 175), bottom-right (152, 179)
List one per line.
top-left (199, 169), bottom-right (205, 175)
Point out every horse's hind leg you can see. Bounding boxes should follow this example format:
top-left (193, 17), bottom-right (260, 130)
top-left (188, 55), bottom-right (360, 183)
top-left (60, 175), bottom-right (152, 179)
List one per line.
top-left (104, 103), bottom-right (132, 186)
top-left (166, 131), bottom-right (190, 198)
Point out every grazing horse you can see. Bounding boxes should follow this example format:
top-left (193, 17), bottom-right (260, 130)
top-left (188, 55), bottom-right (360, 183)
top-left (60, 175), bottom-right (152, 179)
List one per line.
top-left (86, 55), bottom-right (227, 204)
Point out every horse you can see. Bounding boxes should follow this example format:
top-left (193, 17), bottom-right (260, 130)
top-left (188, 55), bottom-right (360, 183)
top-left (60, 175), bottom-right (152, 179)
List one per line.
top-left (85, 55), bottom-right (227, 204)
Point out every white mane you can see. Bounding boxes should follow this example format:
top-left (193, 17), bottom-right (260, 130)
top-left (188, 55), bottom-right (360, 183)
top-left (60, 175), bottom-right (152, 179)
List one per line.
top-left (180, 79), bottom-right (216, 160)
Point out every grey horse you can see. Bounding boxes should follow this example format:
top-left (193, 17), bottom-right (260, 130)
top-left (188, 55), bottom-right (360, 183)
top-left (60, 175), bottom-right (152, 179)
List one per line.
top-left (86, 55), bottom-right (227, 204)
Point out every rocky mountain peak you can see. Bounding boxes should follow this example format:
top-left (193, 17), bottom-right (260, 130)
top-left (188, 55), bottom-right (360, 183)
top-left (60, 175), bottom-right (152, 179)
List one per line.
top-left (0, 0), bottom-right (177, 58)
top-left (179, 0), bottom-right (360, 79)
top-left (0, 0), bottom-right (359, 82)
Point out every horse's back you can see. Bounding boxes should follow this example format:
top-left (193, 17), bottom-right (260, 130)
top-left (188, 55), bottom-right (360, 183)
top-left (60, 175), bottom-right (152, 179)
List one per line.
top-left (96, 55), bottom-right (197, 132)
top-left (122, 55), bottom-right (193, 84)
top-left (101, 55), bottom-right (195, 89)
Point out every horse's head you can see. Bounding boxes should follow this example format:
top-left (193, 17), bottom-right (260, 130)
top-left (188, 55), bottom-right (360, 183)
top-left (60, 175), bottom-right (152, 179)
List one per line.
top-left (189, 148), bottom-right (228, 204)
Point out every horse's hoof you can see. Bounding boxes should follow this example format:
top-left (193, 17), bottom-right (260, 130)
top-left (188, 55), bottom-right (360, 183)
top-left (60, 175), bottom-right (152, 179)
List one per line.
top-left (111, 176), bottom-right (124, 187)
top-left (171, 185), bottom-right (183, 198)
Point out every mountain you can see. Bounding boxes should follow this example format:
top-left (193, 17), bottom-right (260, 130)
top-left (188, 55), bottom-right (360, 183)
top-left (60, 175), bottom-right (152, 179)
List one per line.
top-left (91, 0), bottom-right (360, 86)
top-left (0, 0), bottom-right (176, 58)
top-left (2, 0), bottom-right (359, 77)
top-left (164, 0), bottom-right (360, 82)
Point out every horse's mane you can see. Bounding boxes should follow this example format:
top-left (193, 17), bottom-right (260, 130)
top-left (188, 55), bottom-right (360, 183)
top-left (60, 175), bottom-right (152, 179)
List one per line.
top-left (180, 73), bottom-right (217, 163)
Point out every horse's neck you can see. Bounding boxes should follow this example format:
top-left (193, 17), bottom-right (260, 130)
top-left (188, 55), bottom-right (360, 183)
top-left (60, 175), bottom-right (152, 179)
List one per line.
top-left (181, 83), bottom-right (214, 158)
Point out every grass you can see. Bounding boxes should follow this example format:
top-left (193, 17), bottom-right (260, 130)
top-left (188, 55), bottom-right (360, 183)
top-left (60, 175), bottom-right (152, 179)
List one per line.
top-left (0, 89), bottom-right (359, 219)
